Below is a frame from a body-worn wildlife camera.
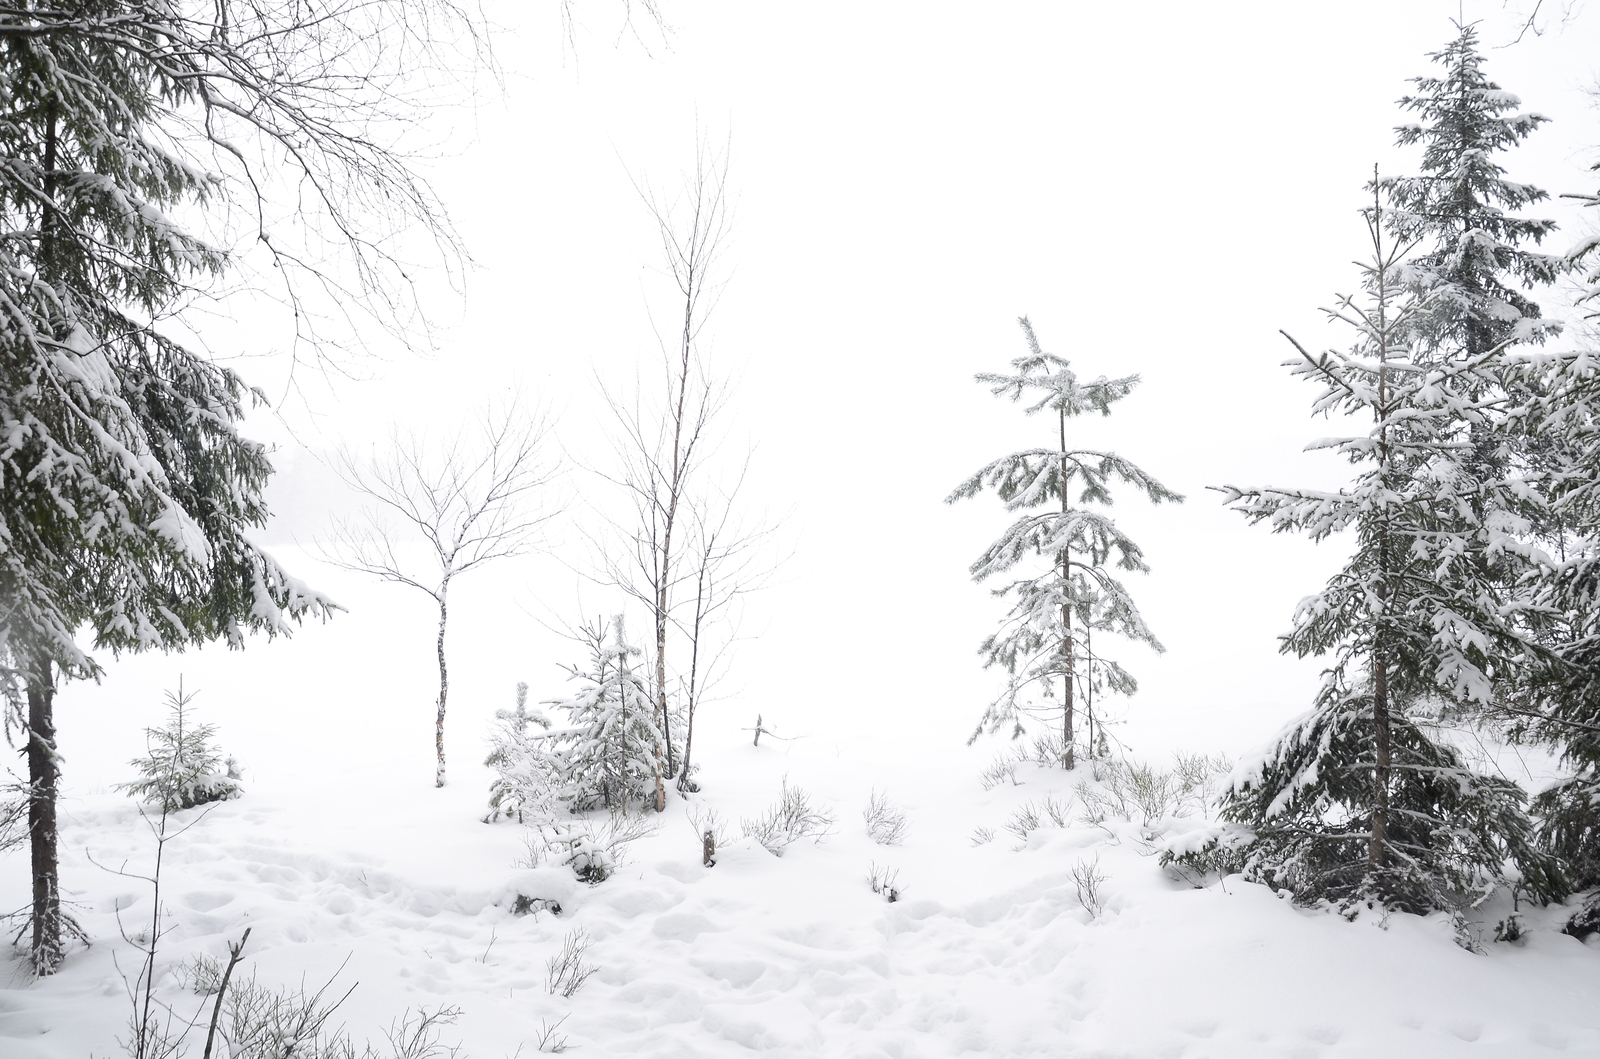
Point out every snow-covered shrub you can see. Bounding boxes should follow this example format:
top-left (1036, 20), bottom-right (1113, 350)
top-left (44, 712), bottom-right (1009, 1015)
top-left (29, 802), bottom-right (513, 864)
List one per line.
top-left (553, 617), bottom-right (665, 813)
top-left (970, 826), bottom-right (996, 846)
top-left (867, 861), bottom-right (903, 902)
top-left (225, 969), bottom-right (461, 1059)
top-left (545, 928), bottom-right (598, 998)
top-left (979, 756), bottom-right (1020, 791)
top-left (483, 682), bottom-right (559, 824)
top-left (1027, 731), bottom-right (1073, 769)
top-left (524, 811), bottom-right (660, 884)
top-left (534, 1016), bottom-right (571, 1054)
top-left (1076, 754), bottom-right (1225, 828)
top-left (1001, 794), bottom-right (1071, 847)
top-left (116, 684), bottom-right (242, 812)
top-left (742, 777), bottom-right (836, 856)
top-left (176, 953), bottom-right (225, 996)
top-left (862, 788), bottom-right (908, 845)
top-left (1071, 855), bottom-right (1107, 918)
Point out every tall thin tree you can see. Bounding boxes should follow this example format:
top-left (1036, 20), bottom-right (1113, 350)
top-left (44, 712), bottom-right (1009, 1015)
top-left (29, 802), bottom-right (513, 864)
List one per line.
top-left (948, 318), bottom-right (1181, 766)
top-left (1215, 178), bottom-right (1562, 915)
top-left (326, 402), bottom-right (558, 787)
top-left (596, 139), bottom-right (733, 810)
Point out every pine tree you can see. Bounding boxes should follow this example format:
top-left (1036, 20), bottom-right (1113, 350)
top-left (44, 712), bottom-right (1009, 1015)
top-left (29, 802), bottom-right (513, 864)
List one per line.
top-left (116, 682), bottom-right (243, 813)
top-left (1215, 181), bottom-right (1563, 917)
top-left (0, 0), bottom-right (492, 972)
top-left (948, 318), bottom-right (1182, 765)
top-left (1508, 349), bottom-right (1600, 932)
top-left (483, 681), bottom-right (560, 824)
top-left (1384, 18), bottom-right (1566, 563)
top-left (552, 617), bottom-right (665, 813)
top-left (1385, 21), bottom-right (1564, 364)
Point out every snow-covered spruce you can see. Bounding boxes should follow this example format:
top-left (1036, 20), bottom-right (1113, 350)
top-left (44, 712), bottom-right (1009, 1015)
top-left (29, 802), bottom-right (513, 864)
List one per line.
top-left (116, 683), bottom-right (243, 812)
top-left (0, 24), bottom-right (336, 973)
top-left (550, 616), bottom-right (665, 813)
top-left (1512, 348), bottom-right (1600, 933)
top-left (1385, 21), bottom-right (1564, 365)
top-left (947, 317), bottom-right (1181, 765)
top-left (1208, 165), bottom-right (1563, 915)
top-left (483, 681), bottom-right (559, 824)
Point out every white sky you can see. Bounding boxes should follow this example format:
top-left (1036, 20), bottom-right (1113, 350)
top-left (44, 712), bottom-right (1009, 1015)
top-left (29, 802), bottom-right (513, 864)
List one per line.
top-left (58, 0), bottom-right (1600, 788)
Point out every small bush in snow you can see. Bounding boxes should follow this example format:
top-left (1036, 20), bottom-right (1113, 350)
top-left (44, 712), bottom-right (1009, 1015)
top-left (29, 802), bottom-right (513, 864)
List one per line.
top-left (223, 963), bottom-right (461, 1059)
top-left (534, 1015), bottom-right (571, 1054)
top-left (1028, 732), bottom-right (1073, 769)
top-left (385, 1006), bottom-right (464, 1059)
top-left (862, 788), bottom-right (908, 845)
top-left (979, 756), bottom-right (1021, 791)
top-left (1076, 753), bottom-right (1227, 828)
top-left (867, 861), bottom-right (903, 902)
top-left (1071, 855), bottom-right (1108, 918)
top-left (970, 826), bottom-right (996, 846)
top-left (117, 683), bottom-right (242, 813)
top-left (1001, 794), bottom-right (1072, 847)
top-left (1003, 802), bottom-right (1042, 844)
top-left (545, 928), bottom-right (599, 998)
top-left (176, 952), bottom-right (225, 996)
top-left (524, 811), bottom-right (659, 884)
top-left (742, 777), bottom-right (836, 856)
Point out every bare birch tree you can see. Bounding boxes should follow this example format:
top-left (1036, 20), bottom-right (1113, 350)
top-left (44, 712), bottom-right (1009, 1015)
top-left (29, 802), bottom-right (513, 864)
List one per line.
top-left (672, 470), bottom-right (774, 791)
top-left (592, 139), bottom-right (774, 807)
top-left (326, 402), bottom-right (558, 787)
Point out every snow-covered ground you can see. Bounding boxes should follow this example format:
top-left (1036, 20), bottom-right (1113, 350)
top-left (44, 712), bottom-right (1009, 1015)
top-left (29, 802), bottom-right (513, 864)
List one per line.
top-left (6, 710), bottom-right (1600, 1058)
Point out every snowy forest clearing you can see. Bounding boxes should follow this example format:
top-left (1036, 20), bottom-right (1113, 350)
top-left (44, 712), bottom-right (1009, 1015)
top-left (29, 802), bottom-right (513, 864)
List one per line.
top-left (10, 2), bottom-right (1600, 1055)
top-left (4, 726), bottom-right (1600, 1058)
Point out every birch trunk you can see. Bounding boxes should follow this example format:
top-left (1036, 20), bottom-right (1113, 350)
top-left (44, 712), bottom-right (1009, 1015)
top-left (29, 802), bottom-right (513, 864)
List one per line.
top-left (435, 580), bottom-right (450, 788)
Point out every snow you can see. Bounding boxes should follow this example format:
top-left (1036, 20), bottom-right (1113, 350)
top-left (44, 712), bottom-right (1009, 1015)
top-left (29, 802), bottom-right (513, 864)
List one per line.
top-left (5, 714), bottom-right (1600, 1058)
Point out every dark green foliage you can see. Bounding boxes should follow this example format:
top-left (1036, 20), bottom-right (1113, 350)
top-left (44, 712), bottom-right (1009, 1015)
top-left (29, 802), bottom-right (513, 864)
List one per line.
top-left (1221, 696), bottom-right (1564, 915)
top-left (1385, 21), bottom-right (1564, 361)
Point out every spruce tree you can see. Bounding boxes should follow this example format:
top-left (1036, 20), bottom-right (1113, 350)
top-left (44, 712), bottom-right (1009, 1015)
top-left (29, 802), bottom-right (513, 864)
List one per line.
top-left (1384, 21), bottom-right (1564, 363)
top-left (1510, 347), bottom-right (1600, 931)
top-left (483, 681), bottom-right (559, 825)
top-left (1384, 18), bottom-right (1566, 574)
top-left (948, 318), bottom-right (1181, 765)
top-left (1215, 183), bottom-right (1563, 917)
top-left (0, 7), bottom-right (410, 973)
top-left (552, 617), bottom-right (664, 813)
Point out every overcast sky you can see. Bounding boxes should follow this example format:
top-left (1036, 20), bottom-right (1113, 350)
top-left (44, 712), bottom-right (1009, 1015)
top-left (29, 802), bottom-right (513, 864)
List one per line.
top-left (57, 1), bottom-right (1600, 788)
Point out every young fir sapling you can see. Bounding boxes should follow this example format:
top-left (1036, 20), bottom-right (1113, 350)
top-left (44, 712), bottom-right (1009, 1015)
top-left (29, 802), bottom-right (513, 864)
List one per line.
top-left (948, 318), bottom-right (1181, 767)
top-left (117, 683), bottom-right (242, 812)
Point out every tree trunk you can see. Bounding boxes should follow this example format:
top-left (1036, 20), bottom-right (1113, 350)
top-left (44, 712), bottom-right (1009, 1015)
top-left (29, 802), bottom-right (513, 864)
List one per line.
top-left (653, 574), bottom-right (670, 811)
top-left (678, 579), bottom-right (706, 793)
top-left (30, 103), bottom-right (64, 976)
top-left (435, 583), bottom-right (449, 788)
top-left (1060, 405), bottom-right (1075, 769)
top-left (1369, 640), bottom-right (1390, 874)
top-left (27, 658), bottom-right (61, 975)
